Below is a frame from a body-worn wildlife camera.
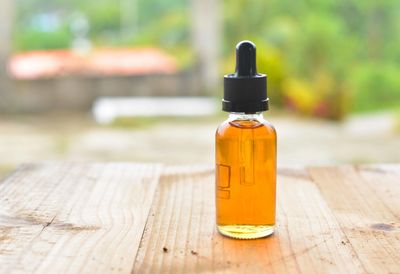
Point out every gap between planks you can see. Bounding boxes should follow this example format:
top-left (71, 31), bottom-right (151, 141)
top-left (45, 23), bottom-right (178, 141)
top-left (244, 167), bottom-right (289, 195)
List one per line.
top-left (133, 165), bottom-right (400, 274)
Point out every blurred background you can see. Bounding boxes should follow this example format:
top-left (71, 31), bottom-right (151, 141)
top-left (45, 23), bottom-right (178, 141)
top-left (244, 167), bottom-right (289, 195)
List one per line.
top-left (1, 0), bottom-right (400, 179)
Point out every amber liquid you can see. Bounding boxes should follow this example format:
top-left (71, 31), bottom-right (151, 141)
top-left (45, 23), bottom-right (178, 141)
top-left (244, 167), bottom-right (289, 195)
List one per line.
top-left (215, 115), bottom-right (277, 239)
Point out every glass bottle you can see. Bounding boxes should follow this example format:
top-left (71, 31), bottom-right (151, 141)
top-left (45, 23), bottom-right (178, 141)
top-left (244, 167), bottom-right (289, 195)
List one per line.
top-left (215, 41), bottom-right (277, 239)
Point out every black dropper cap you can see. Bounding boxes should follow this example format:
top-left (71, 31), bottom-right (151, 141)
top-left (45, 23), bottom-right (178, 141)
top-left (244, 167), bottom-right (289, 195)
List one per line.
top-left (223, 40), bottom-right (268, 113)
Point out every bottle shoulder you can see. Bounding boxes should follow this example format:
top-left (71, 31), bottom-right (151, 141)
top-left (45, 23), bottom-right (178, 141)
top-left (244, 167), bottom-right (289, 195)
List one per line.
top-left (216, 117), bottom-right (276, 137)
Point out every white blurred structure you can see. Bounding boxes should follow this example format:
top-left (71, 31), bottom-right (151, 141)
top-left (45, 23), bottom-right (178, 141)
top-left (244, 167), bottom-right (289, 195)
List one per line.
top-left (93, 97), bottom-right (218, 124)
top-left (70, 12), bottom-right (92, 55)
top-left (190, 0), bottom-right (221, 92)
top-left (0, 0), bottom-right (13, 111)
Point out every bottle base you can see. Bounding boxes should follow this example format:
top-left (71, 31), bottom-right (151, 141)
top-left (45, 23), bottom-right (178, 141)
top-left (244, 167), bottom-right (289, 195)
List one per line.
top-left (217, 225), bottom-right (275, 239)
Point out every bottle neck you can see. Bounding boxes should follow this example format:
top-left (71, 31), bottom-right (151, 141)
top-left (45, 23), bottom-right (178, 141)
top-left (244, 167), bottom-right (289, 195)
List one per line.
top-left (228, 112), bottom-right (264, 121)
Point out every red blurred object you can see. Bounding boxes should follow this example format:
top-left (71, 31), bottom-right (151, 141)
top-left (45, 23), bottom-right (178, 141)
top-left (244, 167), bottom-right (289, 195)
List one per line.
top-left (8, 48), bottom-right (178, 79)
top-left (313, 100), bottom-right (330, 117)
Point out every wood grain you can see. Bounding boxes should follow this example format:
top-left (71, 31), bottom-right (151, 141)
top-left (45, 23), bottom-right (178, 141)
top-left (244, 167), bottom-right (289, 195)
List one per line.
top-left (133, 166), bottom-right (365, 274)
top-left (1, 163), bottom-right (399, 274)
top-left (308, 165), bottom-right (400, 274)
top-left (0, 163), bottom-right (162, 274)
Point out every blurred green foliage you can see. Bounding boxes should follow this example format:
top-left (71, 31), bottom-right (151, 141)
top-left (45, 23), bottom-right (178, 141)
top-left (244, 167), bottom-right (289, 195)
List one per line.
top-left (13, 0), bottom-right (400, 118)
top-left (14, 0), bottom-right (189, 52)
top-left (15, 27), bottom-right (72, 50)
top-left (223, 0), bottom-right (400, 119)
top-left (350, 63), bottom-right (400, 112)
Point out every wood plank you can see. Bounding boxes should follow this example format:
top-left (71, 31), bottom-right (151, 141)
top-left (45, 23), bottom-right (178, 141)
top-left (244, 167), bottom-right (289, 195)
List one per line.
top-left (308, 166), bottom-right (400, 274)
top-left (0, 162), bottom-right (162, 274)
top-left (357, 164), bottom-right (400, 218)
top-left (133, 166), bottom-right (365, 274)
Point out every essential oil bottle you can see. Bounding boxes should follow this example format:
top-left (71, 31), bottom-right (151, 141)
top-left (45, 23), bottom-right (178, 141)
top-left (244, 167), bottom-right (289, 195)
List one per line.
top-left (215, 40), bottom-right (277, 239)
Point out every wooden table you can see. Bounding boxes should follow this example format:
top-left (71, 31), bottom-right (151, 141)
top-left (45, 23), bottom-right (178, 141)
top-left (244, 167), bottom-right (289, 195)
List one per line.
top-left (0, 163), bottom-right (399, 274)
